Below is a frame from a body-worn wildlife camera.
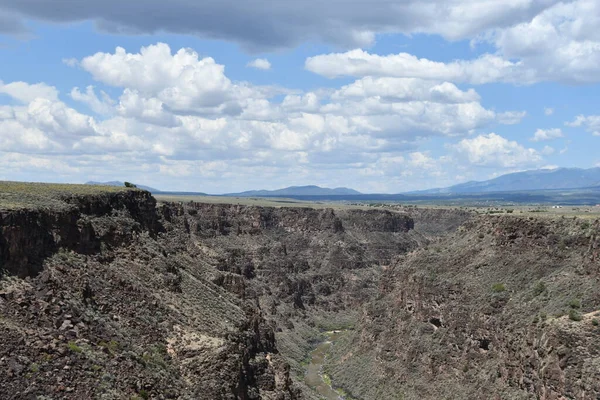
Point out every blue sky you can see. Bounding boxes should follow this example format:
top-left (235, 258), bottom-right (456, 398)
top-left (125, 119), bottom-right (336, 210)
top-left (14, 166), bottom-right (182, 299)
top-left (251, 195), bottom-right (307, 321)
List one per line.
top-left (0, 0), bottom-right (599, 193)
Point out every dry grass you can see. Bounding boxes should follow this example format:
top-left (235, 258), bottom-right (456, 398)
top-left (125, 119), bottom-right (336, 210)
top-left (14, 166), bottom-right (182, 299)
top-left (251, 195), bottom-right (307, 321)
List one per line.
top-left (0, 181), bottom-right (132, 210)
top-left (474, 205), bottom-right (600, 219)
top-left (156, 194), bottom-right (600, 217)
top-left (154, 194), bottom-right (373, 210)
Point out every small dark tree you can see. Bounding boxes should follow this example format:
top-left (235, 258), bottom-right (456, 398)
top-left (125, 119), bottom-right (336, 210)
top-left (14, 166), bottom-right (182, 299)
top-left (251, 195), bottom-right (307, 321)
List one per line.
top-left (124, 182), bottom-right (137, 188)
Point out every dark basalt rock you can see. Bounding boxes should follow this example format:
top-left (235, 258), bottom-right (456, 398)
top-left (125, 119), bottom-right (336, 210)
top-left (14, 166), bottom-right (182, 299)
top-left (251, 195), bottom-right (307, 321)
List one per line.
top-left (0, 193), bottom-right (305, 399)
top-left (0, 190), bottom-right (162, 278)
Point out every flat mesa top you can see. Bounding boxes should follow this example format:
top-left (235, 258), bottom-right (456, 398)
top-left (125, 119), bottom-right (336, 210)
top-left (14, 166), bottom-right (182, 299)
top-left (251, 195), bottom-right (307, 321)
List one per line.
top-left (154, 193), bottom-right (377, 210)
top-left (0, 181), bottom-right (131, 211)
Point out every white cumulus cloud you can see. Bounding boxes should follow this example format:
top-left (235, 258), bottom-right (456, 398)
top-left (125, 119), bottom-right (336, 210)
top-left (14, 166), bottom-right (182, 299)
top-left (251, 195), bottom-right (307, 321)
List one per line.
top-left (79, 43), bottom-right (251, 115)
top-left (70, 86), bottom-right (114, 115)
top-left (566, 115), bottom-right (600, 136)
top-left (246, 58), bottom-right (271, 70)
top-left (453, 133), bottom-right (542, 168)
top-left (0, 81), bottom-right (59, 103)
top-left (331, 77), bottom-right (481, 103)
top-left (531, 128), bottom-right (564, 142)
top-left (305, 50), bottom-right (527, 84)
top-left (0, 42), bottom-right (549, 192)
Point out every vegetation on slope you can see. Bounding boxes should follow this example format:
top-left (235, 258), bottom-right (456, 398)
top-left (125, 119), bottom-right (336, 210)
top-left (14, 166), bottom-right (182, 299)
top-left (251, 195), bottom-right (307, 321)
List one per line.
top-left (0, 181), bottom-right (133, 210)
top-left (327, 214), bottom-right (600, 399)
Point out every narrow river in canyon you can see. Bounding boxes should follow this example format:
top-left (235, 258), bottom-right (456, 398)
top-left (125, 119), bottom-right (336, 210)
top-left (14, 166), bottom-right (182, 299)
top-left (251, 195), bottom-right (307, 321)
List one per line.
top-left (304, 331), bottom-right (346, 400)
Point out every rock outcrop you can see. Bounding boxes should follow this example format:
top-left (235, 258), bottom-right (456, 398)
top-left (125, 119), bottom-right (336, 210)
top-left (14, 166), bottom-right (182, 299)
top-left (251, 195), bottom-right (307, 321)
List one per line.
top-left (327, 215), bottom-right (600, 400)
top-left (0, 190), bottom-right (161, 278)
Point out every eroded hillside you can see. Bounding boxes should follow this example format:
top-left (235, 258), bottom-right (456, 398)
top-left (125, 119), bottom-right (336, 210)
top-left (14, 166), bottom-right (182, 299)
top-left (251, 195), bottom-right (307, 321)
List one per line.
top-left (2, 183), bottom-right (597, 400)
top-left (327, 215), bottom-right (600, 399)
top-left (0, 186), bottom-right (299, 399)
top-left (157, 202), bottom-right (434, 394)
top-left (0, 184), bottom-right (446, 399)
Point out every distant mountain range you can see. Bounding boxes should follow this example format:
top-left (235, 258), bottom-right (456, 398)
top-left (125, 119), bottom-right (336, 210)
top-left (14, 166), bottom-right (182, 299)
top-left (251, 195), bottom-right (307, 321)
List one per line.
top-left (225, 185), bottom-right (362, 197)
top-left (84, 168), bottom-right (600, 204)
top-left (85, 181), bottom-right (160, 193)
top-left (409, 167), bottom-right (600, 194)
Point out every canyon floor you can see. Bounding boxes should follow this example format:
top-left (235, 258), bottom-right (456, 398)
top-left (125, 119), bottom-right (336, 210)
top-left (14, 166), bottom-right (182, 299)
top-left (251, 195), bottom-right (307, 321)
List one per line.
top-left (1, 182), bottom-right (599, 399)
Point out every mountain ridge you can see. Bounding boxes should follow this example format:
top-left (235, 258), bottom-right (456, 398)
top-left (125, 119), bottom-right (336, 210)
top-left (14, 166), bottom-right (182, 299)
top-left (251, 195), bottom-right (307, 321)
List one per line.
top-left (84, 167), bottom-right (600, 199)
top-left (408, 167), bottom-right (600, 194)
top-left (225, 185), bottom-right (362, 197)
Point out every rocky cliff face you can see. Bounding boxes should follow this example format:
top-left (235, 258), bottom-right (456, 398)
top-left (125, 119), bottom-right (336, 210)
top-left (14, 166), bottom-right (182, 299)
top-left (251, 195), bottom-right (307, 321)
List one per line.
top-left (0, 191), bottom-right (301, 399)
top-left (0, 190), bottom-right (161, 278)
top-left (8, 188), bottom-right (596, 400)
top-left (0, 189), bottom-right (427, 400)
top-left (327, 215), bottom-right (600, 400)
top-left (160, 203), bottom-right (418, 312)
top-left (158, 202), bottom-right (423, 389)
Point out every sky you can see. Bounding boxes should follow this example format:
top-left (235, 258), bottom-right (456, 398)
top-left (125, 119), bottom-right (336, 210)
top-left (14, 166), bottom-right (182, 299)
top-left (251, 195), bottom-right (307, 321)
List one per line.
top-left (0, 0), bottom-right (599, 193)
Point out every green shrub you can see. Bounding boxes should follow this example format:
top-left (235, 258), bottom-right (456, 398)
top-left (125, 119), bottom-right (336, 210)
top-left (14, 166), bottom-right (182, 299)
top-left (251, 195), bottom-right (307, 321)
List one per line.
top-left (67, 341), bottom-right (82, 353)
top-left (492, 283), bottom-right (506, 293)
top-left (592, 319), bottom-right (599, 326)
top-left (533, 281), bottom-right (547, 297)
top-left (581, 222), bottom-right (590, 230)
top-left (124, 182), bottom-right (137, 188)
top-left (569, 299), bottom-right (581, 309)
top-left (99, 340), bottom-right (120, 355)
top-left (140, 344), bottom-right (169, 369)
top-left (568, 309), bottom-right (582, 321)
top-left (558, 240), bottom-right (567, 251)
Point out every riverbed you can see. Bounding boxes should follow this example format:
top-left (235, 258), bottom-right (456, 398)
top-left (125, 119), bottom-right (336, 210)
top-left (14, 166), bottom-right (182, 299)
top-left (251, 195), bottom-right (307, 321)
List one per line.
top-left (304, 331), bottom-right (344, 400)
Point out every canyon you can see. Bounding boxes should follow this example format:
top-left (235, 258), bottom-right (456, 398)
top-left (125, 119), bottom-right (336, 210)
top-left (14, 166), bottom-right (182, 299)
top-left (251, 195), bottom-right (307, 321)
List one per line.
top-left (0, 183), bottom-right (599, 399)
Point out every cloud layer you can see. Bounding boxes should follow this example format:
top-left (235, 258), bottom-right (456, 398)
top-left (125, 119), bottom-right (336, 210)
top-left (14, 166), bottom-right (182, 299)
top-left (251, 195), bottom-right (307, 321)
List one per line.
top-left (304, 0), bottom-right (600, 85)
top-left (0, 43), bottom-right (546, 192)
top-left (1, 0), bottom-right (597, 192)
top-left (2, 0), bottom-right (599, 88)
top-left (0, 0), bottom-right (561, 50)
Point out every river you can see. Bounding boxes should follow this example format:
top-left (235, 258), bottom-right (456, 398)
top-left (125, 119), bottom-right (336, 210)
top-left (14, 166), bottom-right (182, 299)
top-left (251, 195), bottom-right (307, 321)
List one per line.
top-left (304, 330), bottom-right (345, 400)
